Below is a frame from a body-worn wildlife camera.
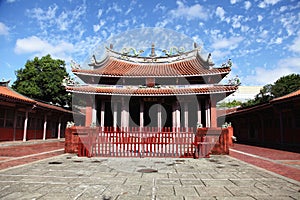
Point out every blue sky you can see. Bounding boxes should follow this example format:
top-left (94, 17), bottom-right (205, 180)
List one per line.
top-left (0, 0), bottom-right (299, 86)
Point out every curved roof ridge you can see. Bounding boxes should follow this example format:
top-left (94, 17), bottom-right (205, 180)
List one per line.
top-left (89, 47), bottom-right (202, 67)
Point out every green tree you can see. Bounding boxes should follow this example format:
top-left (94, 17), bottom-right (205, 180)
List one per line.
top-left (271, 74), bottom-right (300, 98)
top-left (218, 100), bottom-right (242, 108)
top-left (12, 54), bottom-right (71, 107)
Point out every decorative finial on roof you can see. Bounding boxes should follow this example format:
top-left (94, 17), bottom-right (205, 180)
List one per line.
top-left (194, 42), bottom-right (197, 49)
top-left (207, 53), bottom-right (212, 62)
top-left (110, 44), bottom-right (113, 49)
top-left (0, 79), bottom-right (10, 87)
top-left (150, 43), bottom-right (156, 57)
top-left (70, 60), bottom-right (81, 69)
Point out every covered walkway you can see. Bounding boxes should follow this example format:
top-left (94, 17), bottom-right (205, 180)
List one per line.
top-left (230, 143), bottom-right (300, 182)
top-left (0, 139), bottom-right (64, 170)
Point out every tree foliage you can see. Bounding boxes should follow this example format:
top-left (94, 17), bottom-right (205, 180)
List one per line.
top-left (271, 74), bottom-right (300, 98)
top-left (12, 54), bottom-right (71, 107)
top-left (218, 100), bottom-right (242, 108)
top-left (242, 74), bottom-right (300, 108)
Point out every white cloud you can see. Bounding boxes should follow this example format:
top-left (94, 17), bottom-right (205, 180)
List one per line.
top-left (231, 15), bottom-right (243, 29)
top-left (155, 19), bottom-right (169, 28)
top-left (215, 7), bottom-right (225, 21)
top-left (0, 22), bottom-right (9, 35)
top-left (106, 3), bottom-right (122, 13)
top-left (230, 0), bottom-right (240, 4)
top-left (27, 4), bottom-right (58, 25)
top-left (93, 25), bottom-right (100, 32)
top-left (169, 1), bottom-right (208, 20)
top-left (288, 34), bottom-right (300, 53)
top-left (265, 0), bottom-right (281, 5)
top-left (93, 20), bottom-right (105, 32)
top-left (97, 9), bottom-right (103, 19)
top-left (211, 36), bottom-right (244, 50)
top-left (153, 3), bottom-right (166, 12)
top-left (14, 36), bottom-right (74, 61)
top-left (274, 37), bottom-right (282, 44)
top-left (257, 15), bottom-right (263, 22)
top-left (6, 0), bottom-right (16, 3)
top-left (244, 1), bottom-right (252, 10)
top-left (241, 25), bottom-right (250, 32)
top-left (258, 0), bottom-right (281, 8)
top-left (243, 57), bottom-right (300, 85)
top-left (125, 8), bottom-right (132, 15)
top-left (27, 3), bottom-right (86, 32)
top-left (211, 49), bottom-right (231, 61)
top-left (279, 6), bottom-right (287, 12)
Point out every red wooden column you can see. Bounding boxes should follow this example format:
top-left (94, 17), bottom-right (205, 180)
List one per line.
top-left (43, 114), bottom-right (47, 140)
top-left (140, 99), bottom-right (144, 130)
top-left (22, 108), bottom-right (29, 141)
top-left (205, 98), bottom-right (211, 127)
top-left (210, 96), bottom-right (217, 128)
top-left (100, 100), bottom-right (105, 131)
top-left (85, 96), bottom-right (93, 127)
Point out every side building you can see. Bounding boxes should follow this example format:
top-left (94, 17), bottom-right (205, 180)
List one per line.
top-left (225, 89), bottom-right (300, 152)
top-left (0, 80), bottom-right (73, 141)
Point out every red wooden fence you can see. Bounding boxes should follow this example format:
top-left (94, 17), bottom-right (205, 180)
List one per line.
top-left (64, 126), bottom-right (233, 158)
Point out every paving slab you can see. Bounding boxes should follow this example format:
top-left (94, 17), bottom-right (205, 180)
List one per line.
top-left (0, 154), bottom-right (299, 199)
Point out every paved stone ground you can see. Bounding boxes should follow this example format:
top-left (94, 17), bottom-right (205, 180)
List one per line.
top-left (0, 154), bottom-right (299, 199)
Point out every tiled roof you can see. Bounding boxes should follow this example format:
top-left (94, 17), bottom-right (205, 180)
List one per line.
top-left (73, 56), bottom-right (231, 78)
top-left (270, 89), bottom-right (300, 102)
top-left (0, 86), bottom-right (72, 113)
top-left (0, 86), bottom-right (35, 104)
top-left (66, 85), bottom-right (238, 96)
top-left (35, 102), bottom-right (73, 113)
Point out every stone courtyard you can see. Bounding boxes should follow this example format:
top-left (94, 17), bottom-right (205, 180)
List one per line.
top-left (0, 154), bottom-right (299, 199)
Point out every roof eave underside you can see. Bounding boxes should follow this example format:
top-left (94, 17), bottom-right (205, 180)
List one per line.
top-left (73, 70), bottom-right (230, 78)
top-left (66, 87), bottom-right (237, 97)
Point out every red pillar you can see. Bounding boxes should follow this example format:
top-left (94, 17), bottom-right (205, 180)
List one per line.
top-left (210, 96), bottom-right (217, 128)
top-left (85, 96), bottom-right (92, 127)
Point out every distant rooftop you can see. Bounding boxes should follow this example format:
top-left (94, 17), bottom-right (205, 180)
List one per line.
top-left (219, 86), bottom-right (263, 103)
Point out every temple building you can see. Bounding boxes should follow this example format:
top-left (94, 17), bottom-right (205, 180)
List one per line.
top-left (66, 44), bottom-right (238, 130)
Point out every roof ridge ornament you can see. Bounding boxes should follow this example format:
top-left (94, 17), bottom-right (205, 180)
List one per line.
top-left (0, 79), bottom-right (10, 87)
top-left (150, 43), bottom-right (156, 57)
top-left (121, 47), bottom-right (144, 57)
top-left (221, 59), bottom-right (232, 68)
top-left (162, 46), bottom-right (185, 57)
top-left (70, 60), bottom-right (81, 69)
top-left (90, 55), bottom-right (100, 65)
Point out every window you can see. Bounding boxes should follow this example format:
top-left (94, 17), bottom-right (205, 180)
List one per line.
top-left (16, 112), bottom-right (25, 129)
top-left (0, 109), bottom-right (5, 127)
top-left (249, 125), bottom-right (257, 139)
top-left (5, 109), bottom-right (14, 128)
top-left (295, 111), bottom-right (300, 128)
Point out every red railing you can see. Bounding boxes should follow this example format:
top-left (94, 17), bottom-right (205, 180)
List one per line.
top-left (64, 126), bottom-right (233, 158)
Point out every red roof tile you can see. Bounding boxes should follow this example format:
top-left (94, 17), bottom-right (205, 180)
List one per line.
top-left (73, 56), bottom-right (231, 78)
top-left (271, 89), bottom-right (300, 102)
top-left (0, 86), bottom-right (72, 113)
top-left (66, 85), bottom-right (238, 96)
top-left (0, 86), bottom-right (35, 104)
